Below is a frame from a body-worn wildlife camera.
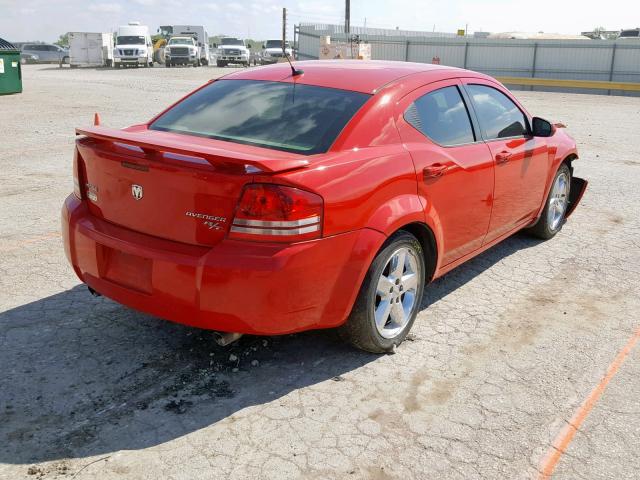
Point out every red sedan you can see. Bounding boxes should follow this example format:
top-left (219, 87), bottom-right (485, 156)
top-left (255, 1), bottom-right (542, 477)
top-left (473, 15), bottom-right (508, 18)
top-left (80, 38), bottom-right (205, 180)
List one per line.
top-left (62, 60), bottom-right (586, 352)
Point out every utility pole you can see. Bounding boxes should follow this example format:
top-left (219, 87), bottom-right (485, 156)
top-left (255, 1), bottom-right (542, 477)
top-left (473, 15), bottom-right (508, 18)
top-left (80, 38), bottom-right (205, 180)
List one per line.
top-left (345, 0), bottom-right (350, 34)
top-left (282, 7), bottom-right (287, 53)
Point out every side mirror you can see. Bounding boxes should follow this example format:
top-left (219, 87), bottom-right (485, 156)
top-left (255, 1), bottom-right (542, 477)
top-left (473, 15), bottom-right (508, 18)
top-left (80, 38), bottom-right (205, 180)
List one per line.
top-left (532, 117), bottom-right (554, 137)
top-left (247, 44), bottom-right (252, 49)
top-left (212, 43), bottom-right (217, 48)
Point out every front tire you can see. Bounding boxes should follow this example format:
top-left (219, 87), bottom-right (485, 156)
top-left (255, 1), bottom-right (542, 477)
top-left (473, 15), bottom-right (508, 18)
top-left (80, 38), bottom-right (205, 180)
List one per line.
top-left (339, 231), bottom-right (425, 353)
top-left (526, 163), bottom-right (571, 240)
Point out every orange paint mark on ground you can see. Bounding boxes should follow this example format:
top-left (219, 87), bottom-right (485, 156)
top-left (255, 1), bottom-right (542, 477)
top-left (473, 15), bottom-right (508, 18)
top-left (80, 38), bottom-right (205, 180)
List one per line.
top-left (538, 326), bottom-right (640, 479)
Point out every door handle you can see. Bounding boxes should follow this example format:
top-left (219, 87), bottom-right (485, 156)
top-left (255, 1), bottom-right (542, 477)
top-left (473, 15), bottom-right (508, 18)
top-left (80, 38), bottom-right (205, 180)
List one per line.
top-left (495, 151), bottom-right (512, 164)
top-left (423, 164), bottom-right (447, 179)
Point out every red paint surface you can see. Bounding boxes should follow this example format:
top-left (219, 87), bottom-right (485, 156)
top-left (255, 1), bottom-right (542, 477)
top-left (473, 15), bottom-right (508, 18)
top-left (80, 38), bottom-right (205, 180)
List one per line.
top-left (62, 61), bottom-right (583, 334)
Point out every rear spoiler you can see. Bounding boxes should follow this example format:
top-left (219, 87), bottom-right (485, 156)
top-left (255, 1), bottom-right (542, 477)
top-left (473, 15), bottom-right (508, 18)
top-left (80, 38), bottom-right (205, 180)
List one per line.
top-left (75, 126), bottom-right (310, 173)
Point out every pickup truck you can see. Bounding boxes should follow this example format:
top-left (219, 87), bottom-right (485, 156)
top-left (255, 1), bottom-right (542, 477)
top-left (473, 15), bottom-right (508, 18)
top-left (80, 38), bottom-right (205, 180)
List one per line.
top-left (260, 40), bottom-right (293, 65)
top-left (165, 36), bottom-right (200, 67)
top-left (215, 38), bottom-right (250, 67)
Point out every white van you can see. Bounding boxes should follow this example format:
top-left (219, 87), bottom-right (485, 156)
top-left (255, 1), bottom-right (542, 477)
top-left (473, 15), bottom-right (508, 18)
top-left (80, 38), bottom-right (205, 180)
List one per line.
top-left (113, 22), bottom-right (154, 68)
top-left (171, 25), bottom-right (210, 65)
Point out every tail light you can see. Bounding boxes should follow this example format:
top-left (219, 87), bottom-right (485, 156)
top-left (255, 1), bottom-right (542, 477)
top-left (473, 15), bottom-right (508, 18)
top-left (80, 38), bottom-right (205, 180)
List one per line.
top-left (73, 148), bottom-right (83, 199)
top-left (229, 184), bottom-right (323, 242)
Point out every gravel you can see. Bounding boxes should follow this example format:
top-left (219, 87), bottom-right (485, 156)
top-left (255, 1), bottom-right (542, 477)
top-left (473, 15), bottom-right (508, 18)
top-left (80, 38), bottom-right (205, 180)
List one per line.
top-left (1, 64), bottom-right (639, 479)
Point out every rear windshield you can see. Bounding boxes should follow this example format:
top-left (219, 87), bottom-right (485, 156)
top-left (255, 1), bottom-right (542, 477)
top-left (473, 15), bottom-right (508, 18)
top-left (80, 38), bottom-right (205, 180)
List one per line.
top-left (149, 80), bottom-right (370, 155)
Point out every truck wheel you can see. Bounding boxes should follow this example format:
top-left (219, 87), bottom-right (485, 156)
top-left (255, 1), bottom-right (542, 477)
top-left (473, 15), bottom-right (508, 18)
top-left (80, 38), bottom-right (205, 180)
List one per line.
top-left (216, 60), bottom-right (224, 67)
top-left (525, 163), bottom-right (572, 240)
top-left (339, 231), bottom-right (425, 353)
top-left (148, 61), bottom-right (154, 67)
top-left (202, 58), bottom-right (208, 66)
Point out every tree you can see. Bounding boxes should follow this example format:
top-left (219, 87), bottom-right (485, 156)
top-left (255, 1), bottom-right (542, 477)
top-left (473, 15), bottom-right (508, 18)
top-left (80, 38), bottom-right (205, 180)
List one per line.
top-left (54, 33), bottom-right (69, 47)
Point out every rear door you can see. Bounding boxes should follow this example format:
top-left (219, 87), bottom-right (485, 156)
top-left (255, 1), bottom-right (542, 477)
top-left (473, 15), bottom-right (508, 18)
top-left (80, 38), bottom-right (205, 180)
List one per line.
top-left (462, 80), bottom-right (550, 243)
top-left (396, 79), bottom-right (494, 265)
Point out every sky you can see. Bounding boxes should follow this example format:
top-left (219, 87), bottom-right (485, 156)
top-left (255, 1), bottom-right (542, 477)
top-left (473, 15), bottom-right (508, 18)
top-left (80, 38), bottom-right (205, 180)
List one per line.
top-left (0, 0), bottom-right (634, 43)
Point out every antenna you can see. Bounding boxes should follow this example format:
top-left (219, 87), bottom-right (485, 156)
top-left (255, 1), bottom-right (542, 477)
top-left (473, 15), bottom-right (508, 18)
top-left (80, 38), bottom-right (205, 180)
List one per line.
top-left (282, 8), bottom-right (303, 76)
top-left (284, 51), bottom-right (303, 76)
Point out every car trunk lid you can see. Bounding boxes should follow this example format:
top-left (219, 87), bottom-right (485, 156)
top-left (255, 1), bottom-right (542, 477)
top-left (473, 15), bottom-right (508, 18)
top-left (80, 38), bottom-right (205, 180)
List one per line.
top-left (75, 126), bottom-right (309, 247)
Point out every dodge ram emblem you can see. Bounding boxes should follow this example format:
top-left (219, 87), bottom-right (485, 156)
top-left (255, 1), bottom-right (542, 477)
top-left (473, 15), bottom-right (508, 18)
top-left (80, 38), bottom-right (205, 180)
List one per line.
top-left (131, 184), bottom-right (143, 200)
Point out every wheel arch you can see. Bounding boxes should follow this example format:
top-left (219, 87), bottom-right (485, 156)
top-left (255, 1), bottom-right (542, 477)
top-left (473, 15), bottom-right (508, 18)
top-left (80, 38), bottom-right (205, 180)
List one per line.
top-left (396, 222), bottom-right (438, 283)
top-left (562, 153), bottom-right (578, 176)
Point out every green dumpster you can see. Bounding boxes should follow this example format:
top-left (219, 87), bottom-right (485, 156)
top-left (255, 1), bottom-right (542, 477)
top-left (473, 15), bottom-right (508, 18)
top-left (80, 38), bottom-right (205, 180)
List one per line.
top-left (0, 38), bottom-right (22, 95)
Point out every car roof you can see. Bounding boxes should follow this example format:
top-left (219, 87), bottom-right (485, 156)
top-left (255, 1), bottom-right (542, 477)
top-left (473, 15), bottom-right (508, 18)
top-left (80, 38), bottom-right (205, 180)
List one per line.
top-left (222, 60), bottom-right (482, 94)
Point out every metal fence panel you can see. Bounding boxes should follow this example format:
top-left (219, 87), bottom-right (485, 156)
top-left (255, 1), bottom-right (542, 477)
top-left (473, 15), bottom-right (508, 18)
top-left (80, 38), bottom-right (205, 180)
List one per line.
top-left (297, 24), bottom-right (640, 96)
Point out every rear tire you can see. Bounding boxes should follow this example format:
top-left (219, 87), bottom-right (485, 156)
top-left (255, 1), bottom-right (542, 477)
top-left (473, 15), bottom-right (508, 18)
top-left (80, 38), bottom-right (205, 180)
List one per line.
top-left (339, 231), bottom-right (425, 353)
top-left (526, 163), bottom-right (572, 240)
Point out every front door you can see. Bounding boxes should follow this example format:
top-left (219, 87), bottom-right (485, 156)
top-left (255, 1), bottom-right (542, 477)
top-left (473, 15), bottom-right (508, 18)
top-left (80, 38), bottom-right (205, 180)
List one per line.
top-left (462, 81), bottom-right (550, 243)
top-left (396, 79), bottom-right (495, 266)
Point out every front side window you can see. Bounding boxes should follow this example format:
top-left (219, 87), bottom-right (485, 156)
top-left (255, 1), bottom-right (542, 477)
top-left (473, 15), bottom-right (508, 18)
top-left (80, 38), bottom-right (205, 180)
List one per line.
top-left (404, 86), bottom-right (475, 146)
top-left (467, 84), bottom-right (529, 140)
top-left (150, 80), bottom-right (370, 155)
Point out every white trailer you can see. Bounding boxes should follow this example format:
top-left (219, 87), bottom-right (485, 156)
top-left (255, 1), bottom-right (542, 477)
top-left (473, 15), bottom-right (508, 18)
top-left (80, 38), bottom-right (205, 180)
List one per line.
top-left (68, 32), bottom-right (114, 68)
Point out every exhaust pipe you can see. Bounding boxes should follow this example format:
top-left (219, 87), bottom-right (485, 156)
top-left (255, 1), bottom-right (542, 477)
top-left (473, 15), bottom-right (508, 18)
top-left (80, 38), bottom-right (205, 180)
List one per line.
top-left (88, 286), bottom-right (102, 297)
top-left (213, 332), bottom-right (243, 347)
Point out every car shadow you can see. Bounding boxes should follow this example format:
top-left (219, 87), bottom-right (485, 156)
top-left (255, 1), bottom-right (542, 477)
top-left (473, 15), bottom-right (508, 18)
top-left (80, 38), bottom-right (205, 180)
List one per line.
top-left (0, 232), bottom-right (542, 465)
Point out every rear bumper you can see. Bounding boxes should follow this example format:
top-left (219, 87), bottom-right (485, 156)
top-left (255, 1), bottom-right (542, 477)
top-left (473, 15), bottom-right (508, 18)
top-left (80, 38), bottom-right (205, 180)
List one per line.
top-left (62, 195), bottom-right (383, 335)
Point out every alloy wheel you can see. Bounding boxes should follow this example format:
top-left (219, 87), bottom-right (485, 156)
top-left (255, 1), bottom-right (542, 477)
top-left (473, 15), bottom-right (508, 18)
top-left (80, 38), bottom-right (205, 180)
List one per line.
top-left (374, 247), bottom-right (421, 339)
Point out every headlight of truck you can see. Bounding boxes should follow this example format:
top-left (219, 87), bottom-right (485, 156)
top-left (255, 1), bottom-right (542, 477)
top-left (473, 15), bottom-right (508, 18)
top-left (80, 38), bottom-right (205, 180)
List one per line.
top-left (263, 51), bottom-right (270, 57)
top-left (113, 49), bottom-right (120, 57)
top-left (138, 50), bottom-right (147, 56)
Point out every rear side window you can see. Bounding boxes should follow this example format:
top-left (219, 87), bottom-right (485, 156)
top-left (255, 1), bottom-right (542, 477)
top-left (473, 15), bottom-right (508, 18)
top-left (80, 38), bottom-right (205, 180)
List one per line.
top-left (467, 84), bottom-right (529, 140)
top-left (404, 86), bottom-right (475, 146)
top-left (150, 79), bottom-right (370, 155)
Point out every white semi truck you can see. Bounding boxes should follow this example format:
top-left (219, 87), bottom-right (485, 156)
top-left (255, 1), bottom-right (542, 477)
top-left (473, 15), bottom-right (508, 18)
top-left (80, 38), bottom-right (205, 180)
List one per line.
top-left (113, 22), bottom-right (154, 68)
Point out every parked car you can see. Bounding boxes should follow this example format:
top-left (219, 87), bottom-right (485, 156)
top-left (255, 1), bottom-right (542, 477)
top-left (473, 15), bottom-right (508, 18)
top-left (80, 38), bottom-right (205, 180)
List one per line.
top-left (214, 37), bottom-right (250, 67)
top-left (62, 60), bottom-right (587, 353)
top-left (260, 39), bottom-right (293, 64)
top-left (20, 44), bottom-right (69, 64)
top-left (20, 52), bottom-right (38, 64)
top-left (164, 36), bottom-right (200, 67)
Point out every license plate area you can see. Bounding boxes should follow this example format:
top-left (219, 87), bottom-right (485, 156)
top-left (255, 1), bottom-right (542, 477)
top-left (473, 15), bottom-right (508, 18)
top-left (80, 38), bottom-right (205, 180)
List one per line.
top-left (97, 245), bottom-right (152, 294)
